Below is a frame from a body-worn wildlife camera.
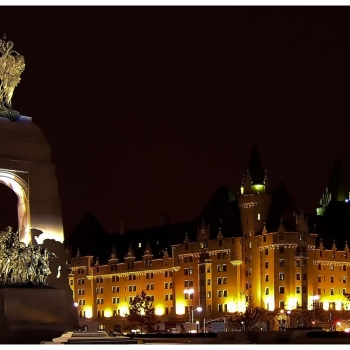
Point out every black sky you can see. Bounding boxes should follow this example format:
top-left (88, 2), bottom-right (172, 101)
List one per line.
top-left (0, 6), bottom-right (349, 235)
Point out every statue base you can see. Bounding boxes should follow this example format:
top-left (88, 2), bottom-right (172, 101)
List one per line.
top-left (0, 287), bottom-right (73, 343)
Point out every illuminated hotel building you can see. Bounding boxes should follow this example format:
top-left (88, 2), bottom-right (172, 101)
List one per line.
top-left (67, 147), bottom-right (350, 331)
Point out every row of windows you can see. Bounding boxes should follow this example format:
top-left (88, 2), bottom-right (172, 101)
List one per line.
top-left (264, 260), bottom-right (307, 268)
top-left (199, 277), bottom-right (227, 286)
top-left (317, 275), bottom-right (347, 283)
top-left (99, 295), bottom-right (156, 305)
top-left (265, 286), bottom-right (347, 295)
top-left (264, 273), bottom-right (307, 282)
top-left (318, 264), bottom-right (347, 271)
top-left (264, 247), bottom-right (286, 255)
top-left (110, 270), bottom-right (173, 282)
top-left (80, 306), bottom-right (176, 319)
top-left (320, 251), bottom-right (348, 259)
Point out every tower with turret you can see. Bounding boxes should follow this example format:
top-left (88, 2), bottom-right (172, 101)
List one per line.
top-left (238, 145), bottom-right (272, 307)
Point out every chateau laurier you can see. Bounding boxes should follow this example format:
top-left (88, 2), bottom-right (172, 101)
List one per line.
top-left (67, 146), bottom-right (350, 332)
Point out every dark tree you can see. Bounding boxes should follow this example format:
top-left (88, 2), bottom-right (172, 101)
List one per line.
top-left (127, 290), bottom-right (159, 333)
top-left (228, 304), bottom-right (267, 331)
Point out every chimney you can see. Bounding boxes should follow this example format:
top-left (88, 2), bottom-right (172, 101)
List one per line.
top-left (159, 212), bottom-right (171, 226)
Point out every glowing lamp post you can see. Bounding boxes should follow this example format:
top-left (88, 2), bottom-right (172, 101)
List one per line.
top-left (192, 306), bottom-right (202, 329)
top-left (312, 295), bottom-right (320, 327)
top-left (184, 288), bottom-right (194, 328)
top-left (286, 310), bottom-right (291, 328)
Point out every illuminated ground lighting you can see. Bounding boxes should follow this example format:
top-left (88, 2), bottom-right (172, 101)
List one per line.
top-left (104, 309), bottom-right (112, 318)
top-left (155, 306), bottom-right (164, 316)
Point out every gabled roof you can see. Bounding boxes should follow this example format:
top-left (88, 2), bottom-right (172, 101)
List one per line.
top-left (266, 182), bottom-right (298, 232)
top-left (191, 185), bottom-right (242, 240)
top-left (66, 212), bottom-right (110, 261)
top-left (313, 200), bottom-right (350, 249)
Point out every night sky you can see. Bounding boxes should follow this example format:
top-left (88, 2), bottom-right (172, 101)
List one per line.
top-left (0, 6), bottom-right (349, 236)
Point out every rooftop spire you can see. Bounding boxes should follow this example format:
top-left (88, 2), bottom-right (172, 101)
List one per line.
top-left (143, 239), bottom-right (153, 257)
top-left (126, 242), bottom-right (135, 258)
top-left (110, 244), bottom-right (117, 260)
top-left (248, 144), bottom-right (265, 185)
top-left (327, 159), bottom-right (349, 202)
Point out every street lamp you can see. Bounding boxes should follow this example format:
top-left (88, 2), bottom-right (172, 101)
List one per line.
top-left (286, 310), bottom-right (291, 328)
top-left (192, 306), bottom-right (202, 326)
top-left (312, 295), bottom-right (320, 327)
top-left (184, 288), bottom-right (194, 326)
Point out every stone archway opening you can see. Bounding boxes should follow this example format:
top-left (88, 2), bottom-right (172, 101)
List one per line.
top-left (0, 182), bottom-right (18, 232)
top-left (0, 171), bottom-right (31, 245)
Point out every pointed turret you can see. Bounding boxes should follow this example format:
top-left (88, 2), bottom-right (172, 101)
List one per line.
top-left (143, 239), bottom-right (153, 257)
top-left (345, 241), bottom-right (349, 252)
top-left (248, 144), bottom-right (265, 185)
top-left (217, 219), bottom-right (223, 239)
top-left (241, 145), bottom-right (268, 195)
top-left (197, 218), bottom-right (210, 242)
top-left (163, 248), bottom-right (169, 259)
top-left (184, 233), bottom-right (189, 244)
top-left (317, 160), bottom-right (350, 216)
top-left (262, 223), bottom-right (268, 236)
top-left (278, 218), bottom-right (285, 233)
top-left (95, 256), bottom-right (100, 266)
top-left (328, 159), bottom-right (349, 202)
top-left (332, 239), bottom-right (337, 251)
top-left (110, 244), bottom-right (118, 261)
top-left (296, 210), bottom-right (309, 235)
top-left (76, 247), bottom-right (81, 258)
top-left (126, 242), bottom-right (135, 259)
top-left (319, 239), bottom-right (324, 250)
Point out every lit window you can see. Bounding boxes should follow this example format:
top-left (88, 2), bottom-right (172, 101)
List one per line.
top-left (257, 213), bottom-right (261, 221)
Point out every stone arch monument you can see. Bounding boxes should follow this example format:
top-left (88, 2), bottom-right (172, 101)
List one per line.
top-left (0, 35), bottom-right (78, 336)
